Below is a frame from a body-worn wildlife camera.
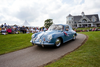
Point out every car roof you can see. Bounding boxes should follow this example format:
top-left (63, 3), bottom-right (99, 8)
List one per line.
top-left (52, 24), bottom-right (72, 30)
top-left (52, 24), bottom-right (71, 27)
top-left (52, 24), bottom-right (69, 26)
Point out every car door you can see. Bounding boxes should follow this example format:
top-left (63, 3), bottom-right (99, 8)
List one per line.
top-left (63, 25), bottom-right (72, 42)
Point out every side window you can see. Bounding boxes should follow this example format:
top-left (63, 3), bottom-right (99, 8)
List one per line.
top-left (65, 26), bottom-right (69, 31)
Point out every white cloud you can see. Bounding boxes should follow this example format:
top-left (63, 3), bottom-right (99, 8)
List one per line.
top-left (0, 0), bottom-right (100, 27)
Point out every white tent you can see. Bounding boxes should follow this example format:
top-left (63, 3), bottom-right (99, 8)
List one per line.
top-left (22, 20), bottom-right (30, 27)
top-left (22, 20), bottom-right (37, 27)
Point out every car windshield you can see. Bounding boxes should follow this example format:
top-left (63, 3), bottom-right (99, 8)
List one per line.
top-left (48, 25), bottom-right (64, 31)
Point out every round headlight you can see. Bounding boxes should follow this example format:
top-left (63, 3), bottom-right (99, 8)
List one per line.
top-left (32, 34), bottom-right (35, 38)
top-left (48, 35), bottom-right (52, 40)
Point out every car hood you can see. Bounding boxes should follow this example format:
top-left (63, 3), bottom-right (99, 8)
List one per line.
top-left (36, 30), bottom-right (62, 40)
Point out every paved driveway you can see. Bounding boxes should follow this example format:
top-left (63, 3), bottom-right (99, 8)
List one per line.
top-left (0, 34), bottom-right (86, 67)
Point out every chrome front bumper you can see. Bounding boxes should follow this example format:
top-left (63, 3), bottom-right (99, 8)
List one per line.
top-left (30, 39), bottom-right (54, 47)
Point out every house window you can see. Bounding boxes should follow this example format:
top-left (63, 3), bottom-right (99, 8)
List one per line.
top-left (82, 19), bottom-right (87, 23)
top-left (69, 17), bottom-right (71, 20)
top-left (91, 16), bottom-right (96, 22)
top-left (92, 18), bottom-right (95, 22)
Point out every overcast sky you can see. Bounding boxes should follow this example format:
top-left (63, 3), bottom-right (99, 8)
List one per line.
top-left (0, 0), bottom-right (100, 27)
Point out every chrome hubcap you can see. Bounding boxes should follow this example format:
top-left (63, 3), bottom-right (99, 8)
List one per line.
top-left (73, 35), bottom-right (76, 39)
top-left (56, 39), bottom-right (61, 47)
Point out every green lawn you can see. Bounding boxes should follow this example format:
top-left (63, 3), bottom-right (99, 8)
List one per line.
top-left (45, 31), bottom-right (100, 67)
top-left (0, 33), bottom-right (33, 55)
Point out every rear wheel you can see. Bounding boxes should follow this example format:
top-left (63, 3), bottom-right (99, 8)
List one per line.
top-left (55, 38), bottom-right (61, 47)
top-left (72, 35), bottom-right (76, 40)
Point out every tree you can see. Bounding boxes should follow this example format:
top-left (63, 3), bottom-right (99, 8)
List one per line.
top-left (44, 19), bottom-right (53, 28)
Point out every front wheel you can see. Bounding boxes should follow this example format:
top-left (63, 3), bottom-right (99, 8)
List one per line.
top-left (55, 38), bottom-right (61, 47)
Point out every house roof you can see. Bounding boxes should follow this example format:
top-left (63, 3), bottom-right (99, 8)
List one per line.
top-left (73, 16), bottom-right (82, 22)
top-left (68, 14), bottom-right (72, 17)
top-left (73, 14), bottom-right (99, 22)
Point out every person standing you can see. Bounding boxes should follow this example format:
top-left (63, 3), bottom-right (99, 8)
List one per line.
top-left (21, 26), bottom-right (26, 33)
top-left (4, 23), bottom-right (7, 28)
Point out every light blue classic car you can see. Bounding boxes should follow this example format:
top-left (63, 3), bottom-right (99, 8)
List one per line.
top-left (30, 24), bottom-right (77, 47)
